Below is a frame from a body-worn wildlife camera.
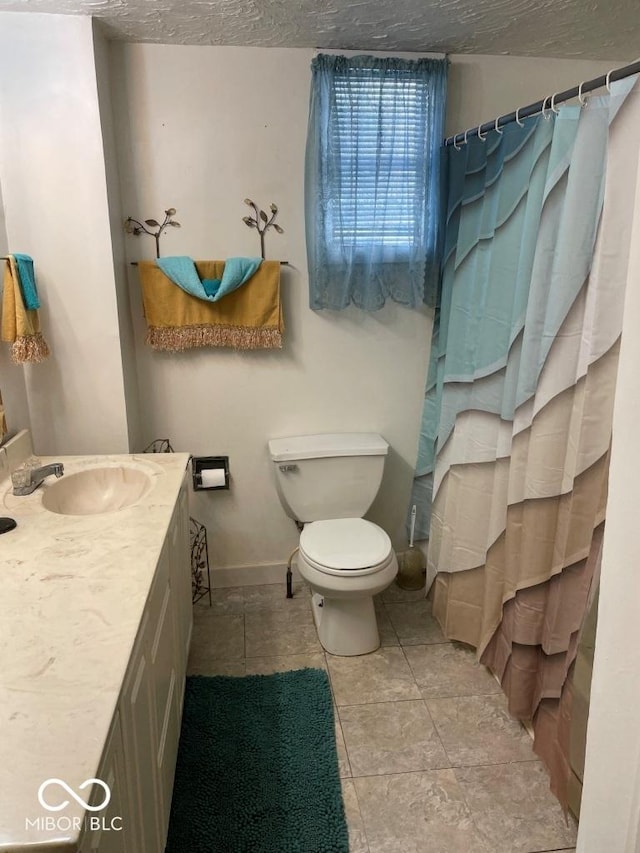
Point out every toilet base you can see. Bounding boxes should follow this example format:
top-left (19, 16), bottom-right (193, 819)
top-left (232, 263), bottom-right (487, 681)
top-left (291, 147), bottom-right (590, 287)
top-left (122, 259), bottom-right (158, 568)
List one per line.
top-left (312, 592), bottom-right (380, 656)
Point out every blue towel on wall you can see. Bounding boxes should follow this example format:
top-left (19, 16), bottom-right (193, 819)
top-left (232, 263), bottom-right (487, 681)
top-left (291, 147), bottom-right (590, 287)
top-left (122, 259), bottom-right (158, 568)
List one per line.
top-left (156, 256), bottom-right (262, 302)
top-left (13, 253), bottom-right (40, 310)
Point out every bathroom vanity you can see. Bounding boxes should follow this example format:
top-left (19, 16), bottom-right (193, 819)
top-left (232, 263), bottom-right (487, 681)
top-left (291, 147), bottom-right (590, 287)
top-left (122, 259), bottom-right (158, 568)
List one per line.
top-left (0, 435), bottom-right (192, 852)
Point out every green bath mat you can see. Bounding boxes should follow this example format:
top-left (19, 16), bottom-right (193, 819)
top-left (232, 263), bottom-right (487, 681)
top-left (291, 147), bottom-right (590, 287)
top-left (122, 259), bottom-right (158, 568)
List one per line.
top-left (165, 669), bottom-right (349, 853)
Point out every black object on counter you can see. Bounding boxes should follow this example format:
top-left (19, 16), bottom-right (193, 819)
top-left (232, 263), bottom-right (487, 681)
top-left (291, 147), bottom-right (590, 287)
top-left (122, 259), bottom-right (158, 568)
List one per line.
top-left (0, 517), bottom-right (17, 534)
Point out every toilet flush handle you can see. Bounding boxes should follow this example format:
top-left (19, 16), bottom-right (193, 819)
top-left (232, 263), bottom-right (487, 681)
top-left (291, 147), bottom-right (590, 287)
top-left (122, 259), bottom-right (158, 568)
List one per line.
top-left (279, 464), bottom-right (298, 473)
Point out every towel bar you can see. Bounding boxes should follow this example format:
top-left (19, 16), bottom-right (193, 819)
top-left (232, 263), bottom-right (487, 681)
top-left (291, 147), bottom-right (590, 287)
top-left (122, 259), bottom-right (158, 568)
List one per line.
top-left (130, 260), bottom-right (290, 266)
top-left (0, 257), bottom-right (290, 266)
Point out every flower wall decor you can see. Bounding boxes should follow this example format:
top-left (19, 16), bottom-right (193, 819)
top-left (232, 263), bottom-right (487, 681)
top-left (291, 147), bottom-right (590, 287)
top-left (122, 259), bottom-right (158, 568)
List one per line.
top-left (124, 208), bottom-right (181, 258)
top-left (242, 199), bottom-right (284, 259)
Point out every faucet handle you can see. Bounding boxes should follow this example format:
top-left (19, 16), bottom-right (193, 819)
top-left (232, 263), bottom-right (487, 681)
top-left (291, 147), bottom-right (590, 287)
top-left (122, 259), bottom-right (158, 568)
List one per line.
top-left (10, 467), bottom-right (31, 490)
top-left (11, 456), bottom-right (42, 488)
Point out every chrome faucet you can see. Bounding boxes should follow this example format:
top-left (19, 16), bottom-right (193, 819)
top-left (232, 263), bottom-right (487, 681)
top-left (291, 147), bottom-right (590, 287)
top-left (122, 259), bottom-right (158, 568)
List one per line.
top-left (12, 462), bottom-right (64, 496)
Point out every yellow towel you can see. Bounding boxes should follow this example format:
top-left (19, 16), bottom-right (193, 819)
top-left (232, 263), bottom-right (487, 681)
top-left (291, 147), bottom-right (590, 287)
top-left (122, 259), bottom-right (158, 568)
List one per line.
top-left (138, 260), bottom-right (283, 351)
top-left (1, 257), bottom-right (50, 363)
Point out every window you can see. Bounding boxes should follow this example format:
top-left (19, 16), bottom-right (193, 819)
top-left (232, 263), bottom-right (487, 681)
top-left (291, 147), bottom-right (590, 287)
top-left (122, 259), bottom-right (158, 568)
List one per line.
top-left (305, 54), bottom-right (448, 311)
top-left (330, 68), bottom-right (429, 251)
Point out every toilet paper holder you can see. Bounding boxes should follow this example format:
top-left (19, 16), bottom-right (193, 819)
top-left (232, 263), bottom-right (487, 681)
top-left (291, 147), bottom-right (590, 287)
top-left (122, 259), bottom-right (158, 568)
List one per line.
top-left (191, 456), bottom-right (230, 491)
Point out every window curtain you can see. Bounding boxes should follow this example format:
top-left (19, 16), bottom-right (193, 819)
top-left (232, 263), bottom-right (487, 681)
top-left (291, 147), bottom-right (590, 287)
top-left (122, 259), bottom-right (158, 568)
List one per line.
top-left (305, 54), bottom-right (448, 311)
top-left (409, 75), bottom-right (640, 806)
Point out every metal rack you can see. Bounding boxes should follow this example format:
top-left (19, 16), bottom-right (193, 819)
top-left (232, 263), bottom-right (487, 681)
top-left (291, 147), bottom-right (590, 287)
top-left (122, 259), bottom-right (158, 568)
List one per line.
top-left (190, 517), bottom-right (212, 606)
top-left (143, 438), bottom-right (212, 606)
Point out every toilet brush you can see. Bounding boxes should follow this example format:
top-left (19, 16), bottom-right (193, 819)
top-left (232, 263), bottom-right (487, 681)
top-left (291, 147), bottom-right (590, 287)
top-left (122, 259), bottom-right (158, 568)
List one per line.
top-left (396, 505), bottom-right (426, 590)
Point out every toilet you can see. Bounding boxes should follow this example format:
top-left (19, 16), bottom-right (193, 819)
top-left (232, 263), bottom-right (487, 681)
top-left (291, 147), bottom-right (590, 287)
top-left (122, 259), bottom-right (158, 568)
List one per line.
top-left (268, 433), bottom-right (398, 656)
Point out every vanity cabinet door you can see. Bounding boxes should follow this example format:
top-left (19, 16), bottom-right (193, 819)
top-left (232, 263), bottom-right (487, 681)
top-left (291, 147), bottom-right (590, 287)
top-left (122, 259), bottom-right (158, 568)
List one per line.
top-left (150, 546), bottom-right (175, 744)
top-left (120, 611), bottom-right (163, 853)
top-left (169, 474), bottom-right (192, 684)
top-left (156, 665), bottom-right (180, 845)
top-left (157, 473), bottom-right (191, 838)
top-left (79, 712), bottom-right (131, 853)
top-left (86, 478), bottom-right (191, 853)
top-left (150, 541), bottom-right (183, 845)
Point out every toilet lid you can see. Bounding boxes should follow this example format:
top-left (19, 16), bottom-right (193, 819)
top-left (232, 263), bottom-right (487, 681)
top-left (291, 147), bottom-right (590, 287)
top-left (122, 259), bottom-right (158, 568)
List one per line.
top-left (300, 518), bottom-right (392, 570)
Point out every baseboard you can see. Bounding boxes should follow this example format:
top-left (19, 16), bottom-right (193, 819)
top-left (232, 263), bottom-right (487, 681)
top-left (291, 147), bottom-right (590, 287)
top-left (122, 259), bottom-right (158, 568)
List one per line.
top-left (211, 561), bottom-right (302, 588)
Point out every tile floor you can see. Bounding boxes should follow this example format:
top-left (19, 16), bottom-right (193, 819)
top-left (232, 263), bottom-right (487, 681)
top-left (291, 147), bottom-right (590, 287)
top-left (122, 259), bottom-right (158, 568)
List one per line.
top-left (188, 581), bottom-right (578, 853)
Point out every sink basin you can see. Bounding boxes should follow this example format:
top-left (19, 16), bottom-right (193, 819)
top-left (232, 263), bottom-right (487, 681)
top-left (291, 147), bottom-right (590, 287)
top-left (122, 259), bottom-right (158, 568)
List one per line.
top-left (42, 466), bottom-right (152, 515)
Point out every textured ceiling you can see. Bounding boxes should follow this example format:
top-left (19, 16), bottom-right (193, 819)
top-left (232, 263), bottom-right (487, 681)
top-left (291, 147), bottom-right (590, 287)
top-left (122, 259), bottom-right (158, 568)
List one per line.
top-left (1, 0), bottom-right (638, 60)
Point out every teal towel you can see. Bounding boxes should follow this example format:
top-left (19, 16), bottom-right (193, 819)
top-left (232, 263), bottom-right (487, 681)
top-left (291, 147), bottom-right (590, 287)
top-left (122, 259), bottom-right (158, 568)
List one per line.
top-left (156, 256), bottom-right (262, 302)
top-left (13, 254), bottom-right (40, 310)
top-left (156, 256), bottom-right (202, 298)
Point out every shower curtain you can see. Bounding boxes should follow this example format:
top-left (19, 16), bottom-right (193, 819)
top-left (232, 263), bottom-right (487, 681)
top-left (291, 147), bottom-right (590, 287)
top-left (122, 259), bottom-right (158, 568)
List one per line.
top-left (411, 76), bottom-right (640, 803)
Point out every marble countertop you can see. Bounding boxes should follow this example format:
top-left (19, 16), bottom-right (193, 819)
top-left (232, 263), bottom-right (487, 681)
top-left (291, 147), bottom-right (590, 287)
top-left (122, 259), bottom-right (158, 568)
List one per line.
top-left (0, 452), bottom-right (190, 851)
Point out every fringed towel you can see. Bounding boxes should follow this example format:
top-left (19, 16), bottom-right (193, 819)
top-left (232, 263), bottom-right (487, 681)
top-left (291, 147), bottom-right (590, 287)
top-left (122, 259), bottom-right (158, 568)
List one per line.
top-left (1, 256), bottom-right (50, 363)
top-left (138, 259), bottom-right (283, 351)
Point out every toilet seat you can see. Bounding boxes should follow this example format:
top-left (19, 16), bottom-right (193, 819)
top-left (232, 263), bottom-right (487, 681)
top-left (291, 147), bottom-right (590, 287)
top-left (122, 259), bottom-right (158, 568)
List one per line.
top-left (300, 518), bottom-right (394, 577)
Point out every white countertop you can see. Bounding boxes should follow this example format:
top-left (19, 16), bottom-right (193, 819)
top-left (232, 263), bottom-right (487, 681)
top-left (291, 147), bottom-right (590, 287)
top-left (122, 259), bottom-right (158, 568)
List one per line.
top-left (0, 452), bottom-right (190, 852)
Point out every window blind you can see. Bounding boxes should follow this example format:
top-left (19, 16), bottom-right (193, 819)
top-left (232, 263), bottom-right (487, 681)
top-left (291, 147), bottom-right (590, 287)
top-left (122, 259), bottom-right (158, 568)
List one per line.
top-left (330, 68), bottom-right (431, 248)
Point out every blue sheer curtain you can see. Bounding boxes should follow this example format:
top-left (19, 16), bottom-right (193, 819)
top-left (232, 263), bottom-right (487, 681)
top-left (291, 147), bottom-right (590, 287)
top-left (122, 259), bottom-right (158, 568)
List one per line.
top-left (305, 54), bottom-right (448, 311)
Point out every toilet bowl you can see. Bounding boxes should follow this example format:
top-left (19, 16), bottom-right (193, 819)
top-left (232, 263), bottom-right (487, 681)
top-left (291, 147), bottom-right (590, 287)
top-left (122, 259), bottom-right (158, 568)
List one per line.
top-left (268, 433), bottom-right (399, 656)
top-left (298, 518), bottom-right (398, 656)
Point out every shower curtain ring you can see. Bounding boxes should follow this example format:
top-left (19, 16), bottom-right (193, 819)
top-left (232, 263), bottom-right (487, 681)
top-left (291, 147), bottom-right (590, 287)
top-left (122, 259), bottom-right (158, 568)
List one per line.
top-left (477, 125), bottom-right (487, 141)
top-left (453, 135), bottom-right (461, 150)
top-left (464, 129), bottom-right (469, 145)
top-left (578, 80), bottom-right (587, 106)
top-left (515, 107), bottom-right (525, 127)
top-left (541, 96), bottom-right (550, 120)
top-left (606, 69), bottom-right (614, 93)
top-left (494, 117), bottom-right (503, 135)
top-left (550, 93), bottom-right (560, 114)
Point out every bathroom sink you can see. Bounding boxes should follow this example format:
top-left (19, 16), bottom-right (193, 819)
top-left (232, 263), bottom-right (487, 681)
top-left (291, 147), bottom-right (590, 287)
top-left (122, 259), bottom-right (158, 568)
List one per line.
top-left (41, 466), bottom-right (152, 515)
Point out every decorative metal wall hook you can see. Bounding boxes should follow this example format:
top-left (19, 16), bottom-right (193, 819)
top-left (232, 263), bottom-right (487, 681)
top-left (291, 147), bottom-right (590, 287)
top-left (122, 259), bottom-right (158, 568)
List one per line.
top-left (242, 199), bottom-right (284, 260)
top-left (124, 208), bottom-right (181, 259)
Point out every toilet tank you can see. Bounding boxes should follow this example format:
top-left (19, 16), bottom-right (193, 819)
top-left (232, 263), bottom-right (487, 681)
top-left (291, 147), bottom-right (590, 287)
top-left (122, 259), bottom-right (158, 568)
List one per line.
top-left (268, 433), bottom-right (389, 523)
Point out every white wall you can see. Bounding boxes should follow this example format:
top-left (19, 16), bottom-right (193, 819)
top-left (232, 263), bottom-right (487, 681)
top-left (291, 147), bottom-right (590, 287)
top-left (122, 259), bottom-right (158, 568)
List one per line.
top-left (0, 176), bottom-right (31, 439)
top-left (108, 44), bottom-right (616, 579)
top-left (109, 44), bottom-right (434, 577)
top-left (0, 13), bottom-right (131, 455)
top-left (92, 22), bottom-right (142, 452)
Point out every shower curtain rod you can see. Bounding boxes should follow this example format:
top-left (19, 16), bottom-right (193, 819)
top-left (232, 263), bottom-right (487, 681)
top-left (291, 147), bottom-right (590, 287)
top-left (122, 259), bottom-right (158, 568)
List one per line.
top-left (444, 58), bottom-right (640, 148)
